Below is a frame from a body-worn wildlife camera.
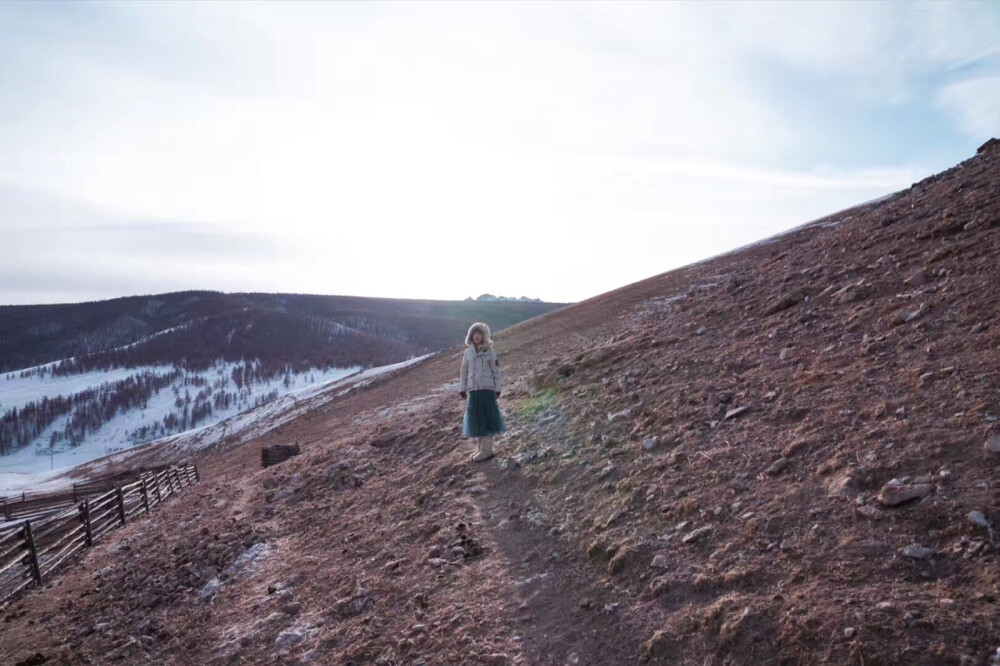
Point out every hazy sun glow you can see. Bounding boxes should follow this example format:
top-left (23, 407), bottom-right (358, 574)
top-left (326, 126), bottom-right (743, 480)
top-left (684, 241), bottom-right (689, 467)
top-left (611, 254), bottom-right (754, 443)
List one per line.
top-left (1, 1), bottom-right (998, 304)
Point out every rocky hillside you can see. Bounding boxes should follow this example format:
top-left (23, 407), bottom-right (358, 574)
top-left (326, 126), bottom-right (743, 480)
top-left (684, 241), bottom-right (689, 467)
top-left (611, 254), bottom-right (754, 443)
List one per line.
top-left (2, 140), bottom-right (998, 665)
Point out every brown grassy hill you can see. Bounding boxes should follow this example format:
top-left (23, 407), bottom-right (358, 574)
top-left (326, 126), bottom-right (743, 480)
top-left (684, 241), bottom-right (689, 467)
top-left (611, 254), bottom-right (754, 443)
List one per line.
top-left (2, 140), bottom-right (999, 666)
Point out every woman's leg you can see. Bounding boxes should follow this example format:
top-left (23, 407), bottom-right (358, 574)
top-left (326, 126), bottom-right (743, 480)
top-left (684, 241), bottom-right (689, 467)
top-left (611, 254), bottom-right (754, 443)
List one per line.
top-left (472, 436), bottom-right (494, 462)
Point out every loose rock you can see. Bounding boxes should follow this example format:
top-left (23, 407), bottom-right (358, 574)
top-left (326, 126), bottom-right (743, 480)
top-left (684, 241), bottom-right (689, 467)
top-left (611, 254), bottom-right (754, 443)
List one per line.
top-left (723, 406), bottom-right (749, 421)
top-left (968, 510), bottom-right (990, 529)
top-left (901, 544), bottom-right (936, 560)
top-left (681, 526), bottom-right (713, 544)
top-left (766, 458), bottom-right (788, 476)
top-left (878, 482), bottom-right (933, 507)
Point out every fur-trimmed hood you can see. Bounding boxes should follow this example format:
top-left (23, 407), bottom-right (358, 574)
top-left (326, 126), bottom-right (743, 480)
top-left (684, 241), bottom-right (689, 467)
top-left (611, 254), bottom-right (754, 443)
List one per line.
top-left (465, 322), bottom-right (493, 348)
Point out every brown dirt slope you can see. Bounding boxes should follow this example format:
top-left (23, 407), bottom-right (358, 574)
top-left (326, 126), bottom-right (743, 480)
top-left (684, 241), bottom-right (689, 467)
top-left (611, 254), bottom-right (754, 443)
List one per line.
top-left (2, 140), bottom-right (999, 666)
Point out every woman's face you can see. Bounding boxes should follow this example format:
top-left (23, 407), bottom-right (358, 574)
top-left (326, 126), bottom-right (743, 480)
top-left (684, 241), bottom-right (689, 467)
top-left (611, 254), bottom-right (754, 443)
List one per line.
top-left (473, 331), bottom-right (483, 345)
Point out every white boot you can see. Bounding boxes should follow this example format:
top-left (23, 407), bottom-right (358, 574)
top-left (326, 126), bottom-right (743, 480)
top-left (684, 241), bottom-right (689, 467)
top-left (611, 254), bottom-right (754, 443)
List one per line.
top-left (471, 436), bottom-right (495, 462)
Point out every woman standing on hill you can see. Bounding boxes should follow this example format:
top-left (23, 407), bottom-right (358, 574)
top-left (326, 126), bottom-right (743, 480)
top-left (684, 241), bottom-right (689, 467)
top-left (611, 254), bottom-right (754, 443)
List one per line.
top-left (459, 322), bottom-right (505, 462)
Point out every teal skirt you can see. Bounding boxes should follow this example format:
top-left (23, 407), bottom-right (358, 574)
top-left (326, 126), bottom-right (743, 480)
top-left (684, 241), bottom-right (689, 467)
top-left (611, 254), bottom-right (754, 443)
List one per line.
top-left (463, 389), bottom-right (506, 438)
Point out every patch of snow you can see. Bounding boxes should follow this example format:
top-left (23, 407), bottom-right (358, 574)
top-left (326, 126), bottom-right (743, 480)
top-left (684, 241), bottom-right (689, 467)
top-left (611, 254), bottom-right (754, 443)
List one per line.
top-left (0, 361), bottom-right (364, 492)
top-left (134, 353), bottom-right (435, 464)
top-left (0, 365), bottom-right (174, 413)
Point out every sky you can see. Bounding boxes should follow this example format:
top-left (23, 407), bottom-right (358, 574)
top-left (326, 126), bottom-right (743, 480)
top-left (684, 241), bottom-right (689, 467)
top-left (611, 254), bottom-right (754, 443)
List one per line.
top-left (1, 1), bottom-right (998, 306)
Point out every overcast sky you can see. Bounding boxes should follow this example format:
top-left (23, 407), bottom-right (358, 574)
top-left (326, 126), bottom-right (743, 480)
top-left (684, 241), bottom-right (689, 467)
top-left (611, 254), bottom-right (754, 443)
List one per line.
top-left (1, 1), bottom-right (998, 305)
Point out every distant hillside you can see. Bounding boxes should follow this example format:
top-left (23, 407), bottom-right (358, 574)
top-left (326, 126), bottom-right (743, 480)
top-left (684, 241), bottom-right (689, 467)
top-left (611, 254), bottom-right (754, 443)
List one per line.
top-left (0, 291), bottom-right (565, 462)
top-left (0, 291), bottom-right (567, 375)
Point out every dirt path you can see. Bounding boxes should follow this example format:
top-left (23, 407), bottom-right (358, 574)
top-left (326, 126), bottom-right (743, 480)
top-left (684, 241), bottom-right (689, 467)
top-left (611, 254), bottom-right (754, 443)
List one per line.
top-left (472, 460), bottom-right (645, 665)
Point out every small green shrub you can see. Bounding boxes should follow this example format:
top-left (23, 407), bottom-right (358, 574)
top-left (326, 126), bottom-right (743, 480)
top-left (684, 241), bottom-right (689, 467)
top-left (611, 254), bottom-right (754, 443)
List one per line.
top-left (514, 387), bottom-right (558, 421)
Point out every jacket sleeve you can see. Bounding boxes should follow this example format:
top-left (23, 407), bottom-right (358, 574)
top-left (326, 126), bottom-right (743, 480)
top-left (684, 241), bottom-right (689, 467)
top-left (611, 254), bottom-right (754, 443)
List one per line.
top-left (459, 349), bottom-right (469, 392)
top-left (490, 349), bottom-right (502, 392)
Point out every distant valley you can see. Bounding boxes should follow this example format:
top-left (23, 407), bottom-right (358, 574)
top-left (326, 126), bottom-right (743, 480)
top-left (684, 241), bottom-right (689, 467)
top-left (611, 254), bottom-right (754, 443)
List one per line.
top-left (0, 290), bottom-right (565, 484)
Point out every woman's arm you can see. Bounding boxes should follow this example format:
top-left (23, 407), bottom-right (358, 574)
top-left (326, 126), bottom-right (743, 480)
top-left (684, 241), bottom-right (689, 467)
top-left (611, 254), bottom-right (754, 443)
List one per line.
top-left (459, 349), bottom-right (469, 394)
top-left (490, 349), bottom-right (502, 394)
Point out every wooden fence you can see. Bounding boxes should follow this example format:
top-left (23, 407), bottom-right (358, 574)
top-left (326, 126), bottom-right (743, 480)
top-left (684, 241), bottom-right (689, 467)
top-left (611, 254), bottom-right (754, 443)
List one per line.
top-left (0, 466), bottom-right (173, 523)
top-left (0, 464), bottom-right (199, 605)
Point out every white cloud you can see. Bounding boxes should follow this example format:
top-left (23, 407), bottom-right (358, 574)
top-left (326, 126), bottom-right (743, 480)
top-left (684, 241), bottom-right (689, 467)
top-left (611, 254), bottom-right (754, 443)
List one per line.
top-left (937, 76), bottom-right (1000, 139)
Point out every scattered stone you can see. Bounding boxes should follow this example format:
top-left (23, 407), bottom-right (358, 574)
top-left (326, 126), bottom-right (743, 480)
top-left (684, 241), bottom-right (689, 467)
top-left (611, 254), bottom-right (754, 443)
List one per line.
top-left (723, 406), bottom-right (749, 421)
top-left (681, 526), bottom-right (713, 544)
top-left (764, 290), bottom-right (804, 316)
top-left (604, 510), bottom-right (624, 528)
top-left (650, 554), bottom-right (669, 569)
top-left (336, 589), bottom-right (372, 617)
top-left (904, 268), bottom-right (928, 287)
top-left (411, 624), bottom-right (428, 634)
top-left (766, 458), bottom-right (788, 476)
top-left (844, 627), bottom-right (857, 639)
top-left (878, 482), bottom-right (933, 507)
top-left (779, 539), bottom-right (795, 552)
top-left (985, 435), bottom-right (1000, 454)
top-left (826, 473), bottom-right (860, 498)
top-left (968, 510), bottom-right (990, 529)
top-left (578, 598), bottom-right (595, 610)
top-left (890, 305), bottom-right (926, 326)
top-left (971, 322), bottom-right (987, 334)
top-left (198, 578), bottom-right (223, 601)
top-left (779, 347), bottom-right (794, 361)
top-left (597, 464), bottom-right (616, 480)
top-left (695, 326), bottom-right (707, 336)
top-left (427, 558), bottom-right (449, 568)
top-left (275, 629), bottom-right (305, 650)
top-left (901, 544), bottom-right (936, 560)
top-left (641, 437), bottom-right (659, 451)
top-left (607, 408), bottom-right (633, 422)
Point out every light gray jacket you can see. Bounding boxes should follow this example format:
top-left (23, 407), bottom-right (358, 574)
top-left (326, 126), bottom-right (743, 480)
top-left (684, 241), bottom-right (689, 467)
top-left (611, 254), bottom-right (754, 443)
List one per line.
top-left (460, 322), bottom-right (501, 393)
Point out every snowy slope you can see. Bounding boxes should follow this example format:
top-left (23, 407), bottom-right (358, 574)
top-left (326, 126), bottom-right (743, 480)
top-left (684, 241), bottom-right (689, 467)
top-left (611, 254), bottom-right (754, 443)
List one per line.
top-left (105, 353), bottom-right (436, 469)
top-left (0, 365), bottom-right (174, 413)
top-left (0, 362), bottom-right (361, 493)
top-left (0, 355), bottom-right (433, 493)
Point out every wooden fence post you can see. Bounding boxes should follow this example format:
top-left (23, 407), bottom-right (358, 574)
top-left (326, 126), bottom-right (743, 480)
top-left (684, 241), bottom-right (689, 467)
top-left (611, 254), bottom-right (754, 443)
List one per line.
top-left (140, 479), bottom-right (151, 514)
top-left (23, 521), bottom-right (42, 587)
top-left (153, 474), bottom-right (162, 504)
top-left (116, 488), bottom-right (127, 526)
top-left (81, 499), bottom-right (93, 547)
top-left (193, 464), bottom-right (200, 483)
top-left (172, 469), bottom-right (181, 491)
